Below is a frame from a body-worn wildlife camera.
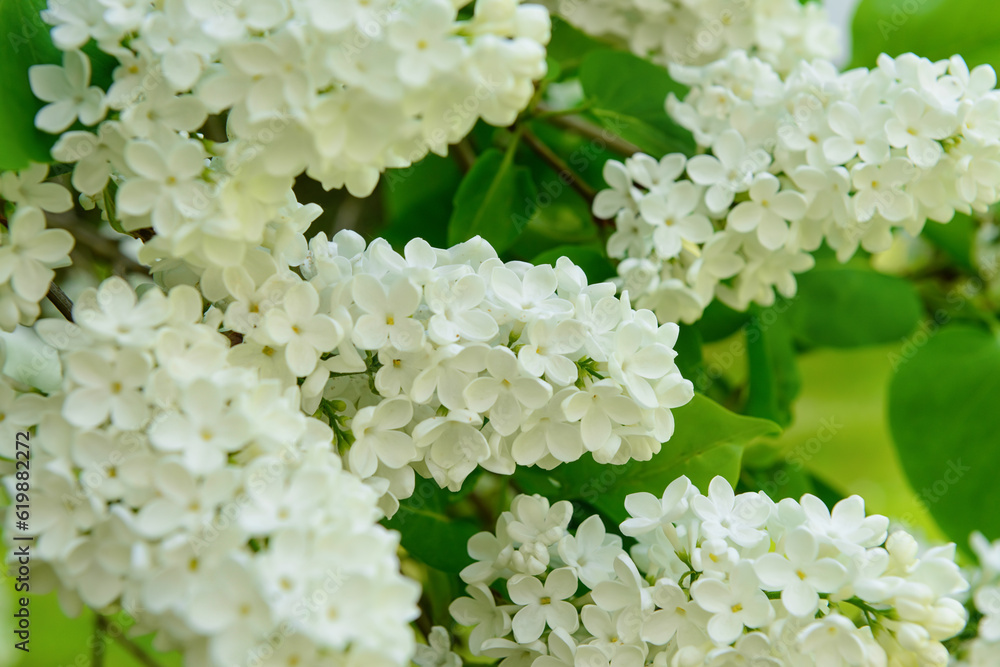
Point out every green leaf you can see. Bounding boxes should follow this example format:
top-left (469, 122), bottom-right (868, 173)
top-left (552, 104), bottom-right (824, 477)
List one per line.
top-left (447, 147), bottom-right (537, 253)
top-left (888, 324), bottom-right (1000, 547)
top-left (532, 245), bottom-right (615, 283)
top-left (527, 119), bottom-right (621, 194)
top-left (546, 16), bottom-right (609, 75)
top-left (382, 153), bottom-right (462, 248)
top-left (922, 213), bottom-right (976, 273)
top-left (740, 460), bottom-right (817, 502)
top-left (697, 300), bottom-right (751, 343)
top-left (508, 128), bottom-right (602, 259)
top-left (425, 567), bottom-right (461, 627)
top-left (674, 324), bottom-right (705, 385)
top-left (744, 308), bottom-right (800, 427)
top-left (0, 0), bottom-right (62, 170)
top-left (382, 476), bottom-right (479, 573)
top-left (578, 50), bottom-right (696, 156)
top-left (850, 0), bottom-right (1000, 71)
top-left (671, 443), bottom-right (745, 500)
top-left (784, 267), bottom-right (923, 348)
top-left (529, 394), bottom-right (780, 523)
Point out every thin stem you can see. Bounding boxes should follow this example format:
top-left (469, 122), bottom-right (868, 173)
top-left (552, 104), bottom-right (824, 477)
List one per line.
top-left (93, 616), bottom-right (108, 667)
top-left (47, 214), bottom-right (147, 276)
top-left (538, 106), bottom-right (641, 156)
top-left (523, 79), bottom-right (550, 117)
top-left (841, 596), bottom-right (891, 625)
top-left (111, 631), bottom-right (166, 667)
top-left (222, 330), bottom-right (244, 346)
top-left (532, 101), bottom-right (595, 120)
top-left (46, 281), bottom-right (75, 322)
top-left (452, 138), bottom-right (476, 173)
top-left (522, 130), bottom-right (598, 204)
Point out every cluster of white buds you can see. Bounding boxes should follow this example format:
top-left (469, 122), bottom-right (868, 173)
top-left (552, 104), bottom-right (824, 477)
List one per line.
top-left (451, 476), bottom-right (970, 666)
top-left (1, 276), bottom-right (420, 667)
top-left (594, 51), bottom-right (1000, 324)
top-left (33, 0), bottom-right (549, 274)
top-left (545, 0), bottom-right (838, 74)
top-left (214, 230), bottom-right (693, 515)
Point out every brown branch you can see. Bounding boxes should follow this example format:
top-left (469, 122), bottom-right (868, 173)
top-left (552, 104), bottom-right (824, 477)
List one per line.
top-left (538, 106), bottom-right (641, 157)
top-left (521, 130), bottom-right (614, 228)
top-left (47, 213), bottom-right (147, 276)
top-left (46, 281), bottom-right (75, 322)
top-left (522, 130), bottom-right (598, 203)
top-left (222, 330), bottom-right (244, 346)
top-left (110, 630), bottom-right (166, 667)
top-left (452, 139), bottom-right (476, 173)
top-left (93, 616), bottom-right (108, 667)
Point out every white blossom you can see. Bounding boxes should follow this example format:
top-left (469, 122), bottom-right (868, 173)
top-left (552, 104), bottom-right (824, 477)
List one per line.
top-left (451, 476), bottom-right (968, 665)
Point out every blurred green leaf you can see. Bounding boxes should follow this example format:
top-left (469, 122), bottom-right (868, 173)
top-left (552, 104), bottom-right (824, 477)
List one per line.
top-left (674, 324), bottom-right (705, 384)
top-left (0, 0), bottom-right (62, 170)
top-left (755, 344), bottom-right (945, 540)
top-left (578, 50), bottom-right (696, 157)
top-left (671, 443), bottom-right (745, 500)
top-left (744, 309), bottom-right (800, 427)
top-left (808, 473), bottom-right (847, 509)
top-left (528, 119), bottom-right (620, 194)
top-left (888, 324), bottom-right (1000, 547)
top-left (382, 153), bottom-right (462, 248)
top-left (520, 395), bottom-right (779, 523)
top-left (383, 476), bottom-right (479, 573)
top-left (785, 268), bottom-right (923, 348)
top-left (546, 16), bottom-right (608, 75)
top-left (850, 0), bottom-right (1000, 70)
top-left (740, 460), bottom-right (816, 501)
top-left (425, 567), bottom-right (462, 627)
top-left (2, 582), bottom-right (183, 666)
top-left (447, 147), bottom-right (537, 253)
top-left (922, 213), bottom-right (976, 273)
top-left (510, 135), bottom-right (602, 259)
top-left (697, 300), bottom-right (751, 343)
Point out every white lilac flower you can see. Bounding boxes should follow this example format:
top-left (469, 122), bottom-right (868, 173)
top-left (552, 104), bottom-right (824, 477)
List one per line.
top-left (62, 348), bottom-right (151, 430)
top-left (451, 476), bottom-right (968, 664)
top-left (686, 129), bottom-right (770, 214)
top-left (727, 174), bottom-right (807, 250)
top-left (200, 231), bottom-right (693, 498)
top-left (753, 527), bottom-right (848, 617)
top-left (598, 51), bottom-right (1000, 325)
top-left (263, 281), bottom-right (342, 376)
top-left (351, 274), bottom-right (426, 352)
top-left (28, 49), bottom-right (106, 133)
top-left (413, 626), bottom-right (462, 667)
top-left (508, 568), bottom-right (580, 643)
top-left (691, 561), bottom-right (775, 644)
top-left (0, 163), bottom-right (73, 213)
top-left (3, 277), bottom-right (421, 667)
top-left (543, 0), bottom-right (838, 74)
top-left (31, 0), bottom-right (551, 284)
top-left (463, 346), bottom-right (552, 437)
top-left (347, 397), bottom-right (417, 478)
top-left (115, 136), bottom-right (210, 235)
top-left (449, 583), bottom-right (513, 654)
top-left (0, 206), bottom-right (73, 306)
